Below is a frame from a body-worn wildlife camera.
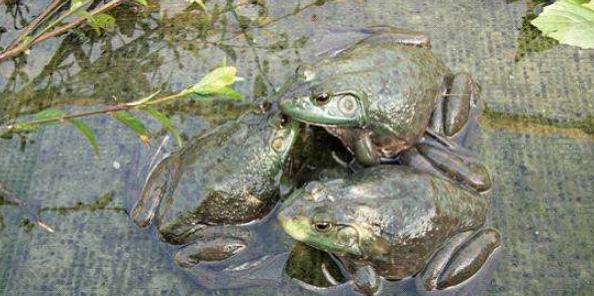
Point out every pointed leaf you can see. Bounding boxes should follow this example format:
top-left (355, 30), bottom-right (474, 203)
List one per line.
top-left (191, 66), bottom-right (238, 95)
top-left (216, 86), bottom-right (243, 100)
top-left (134, 0), bottom-right (148, 6)
top-left (113, 111), bottom-right (150, 144)
top-left (34, 108), bottom-right (63, 126)
top-left (69, 119), bottom-right (99, 155)
top-left (143, 107), bottom-right (183, 147)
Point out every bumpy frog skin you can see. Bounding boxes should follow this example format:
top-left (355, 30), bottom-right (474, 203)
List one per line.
top-left (280, 27), bottom-right (491, 192)
top-left (278, 165), bottom-right (501, 295)
top-left (130, 108), bottom-right (299, 271)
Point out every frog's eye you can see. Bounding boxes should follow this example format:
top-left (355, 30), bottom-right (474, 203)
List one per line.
top-left (313, 92), bottom-right (331, 106)
top-left (314, 222), bottom-right (332, 233)
top-left (279, 114), bottom-right (289, 128)
top-left (270, 113), bottom-right (289, 128)
top-left (312, 211), bottom-right (334, 233)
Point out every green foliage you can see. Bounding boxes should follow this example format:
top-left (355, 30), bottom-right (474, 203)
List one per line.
top-left (69, 119), bottom-right (99, 155)
top-left (134, 0), bottom-right (148, 6)
top-left (33, 108), bottom-right (99, 154)
top-left (188, 66), bottom-right (244, 99)
top-left (143, 107), bottom-right (183, 147)
top-left (531, 0), bottom-right (594, 49)
top-left (515, 11), bottom-right (559, 61)
top-left (112, 111), bottom-right (150, 144)
top-left (80, 12), bottom-right (116, 34)
top-left (0, 66), bottom-right (243, 153)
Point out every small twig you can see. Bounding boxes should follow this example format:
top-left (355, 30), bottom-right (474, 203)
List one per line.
top-left (4, 0), bottom-right (64, 52)
top-left (0, 0), bottom-right (126, 63)
top-left (0, 89), bottom-right (191, 137)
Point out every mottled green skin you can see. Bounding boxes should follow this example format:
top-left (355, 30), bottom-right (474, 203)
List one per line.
top-left (132, 109), bottom-right (300, 245)
top-left (281, 37), bottom-right (451, 159)
top-left (278, 165), bottom-right (487, 280)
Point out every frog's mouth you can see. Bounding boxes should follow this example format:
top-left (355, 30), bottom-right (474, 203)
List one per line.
top-left (280, 94), bottom-right (367, 127)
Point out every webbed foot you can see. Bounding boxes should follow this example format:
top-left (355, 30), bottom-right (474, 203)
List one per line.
top-left (429, 72), bottom-right (482, 146)
top-left (420, 228), bottom-right (501, 291)
top-left (401, 135), bottom-right (492, 192)
top-left (169, 225), bottom-right (252, 268)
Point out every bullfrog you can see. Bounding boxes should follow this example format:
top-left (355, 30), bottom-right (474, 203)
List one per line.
top-left (130, 107), bottom-right (299, 269)
top-left (278, 165), bottom-right (501, 295)
top-left (279, 27), bottom-right (491, 192)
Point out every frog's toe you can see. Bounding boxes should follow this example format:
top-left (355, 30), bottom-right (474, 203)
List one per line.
top-left (416, 140), bottom-right (492, 192)
top-left (435, 228), bottom-right (501, 290)
top-left (174, 238), bottom-right (248, 268)
top-left (352, 265), bottom-right (381, 295)
top-left (443, 72), bottom-right (473, 137)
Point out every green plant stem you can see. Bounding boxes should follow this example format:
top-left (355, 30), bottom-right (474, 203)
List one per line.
top-left (0, 90), bottom-right (191, 137)
top-left (0, 0), bottom-right (126, 63)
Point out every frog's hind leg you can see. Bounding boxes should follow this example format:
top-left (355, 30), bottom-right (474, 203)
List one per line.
top-left (130, 154), bottom-right (182, 228)
top-left (401, 136), bottom-right (492, 192)
top-left (173, 225), bottom-right (251, 268)
top-left (429, 72), bottom-right (483, 147)
top-left (419, 229), bottom-right (501, 291)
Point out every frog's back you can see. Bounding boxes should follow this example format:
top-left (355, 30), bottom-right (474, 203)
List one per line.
top-left (313, 42), bottom-right (451, 144)
top-left (332, 166), bottom-right (486, 279)
top-left (156, 112), bottom-right (282, 230)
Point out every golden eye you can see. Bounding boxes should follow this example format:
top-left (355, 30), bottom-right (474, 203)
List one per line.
top-left (313, 92), bottom-right (331, 105)
top-left (312, 211), bottom-right (334, 232)
top-left (314, 222), bottom-right (332, 232)
top-left (271, 137), bottom-right (285, 152)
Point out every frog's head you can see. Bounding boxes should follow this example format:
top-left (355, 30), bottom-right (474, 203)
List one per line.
top-left (278, 180), bottom-right (363, 257)
top-left (280, 66), bottom-right (369, 127)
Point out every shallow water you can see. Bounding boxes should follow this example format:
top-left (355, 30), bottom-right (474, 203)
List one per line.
top-left (0, 0), bottom-right (593, 295)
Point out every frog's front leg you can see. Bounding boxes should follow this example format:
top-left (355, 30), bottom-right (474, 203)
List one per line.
top-left (429, 72), bottom-right (482, 146)
top-left (419, 228), bottom-right (501, 291)
top-left (354, 134), bottom-right (381, 167)
top-left (172, 225), bottom-right (251, 268)
top-left (130, 155), bottom-right (182, 228)
top-left (352, 265), bottom-right (382, 295)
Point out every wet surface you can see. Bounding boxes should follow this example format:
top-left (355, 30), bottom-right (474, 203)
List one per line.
top-left (0, 0), bottom-right (592, 295)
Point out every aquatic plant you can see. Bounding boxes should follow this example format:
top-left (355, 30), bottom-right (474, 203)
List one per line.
top-left (0, 0), bottom-right (147, 62)
top-left (0, 65), bottom-right (243, 154)
top-left (531, 0), bottom-right (594, 49)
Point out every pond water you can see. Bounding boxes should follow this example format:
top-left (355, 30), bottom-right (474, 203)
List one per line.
top-left (0, 0), bottom-right (592, 295)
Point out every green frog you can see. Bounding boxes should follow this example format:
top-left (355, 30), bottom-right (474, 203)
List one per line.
top-left (278, 165), bottom-right (501, 295)
top-left (130, 107), bottom-right (299, 270)
top-left (280, 27), bottom-right (491, 192)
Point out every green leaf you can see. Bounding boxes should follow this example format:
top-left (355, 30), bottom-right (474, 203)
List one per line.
top-left (92, 13), bottom-right (116, 33)
top-left (69, 119), bottom-right (99, 155)
top-left (78, 11), bottom-right (115, 34)
top-left (531, 0), bottom-right (594, 49)
top-left (34, 108), bottom-right (63, 120)
top-left (215, 86), bottom-right (243, 100)
top-left (70, 0), bottom-right (86, 12)
top-left (134, 0), bottom-right (148, 6)
top-left (113, 111), bottom-right (150, 144)
top-left (143, 107), bottom-right (183, 147)
top-left (190, 66), bottom-right (240, 96)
